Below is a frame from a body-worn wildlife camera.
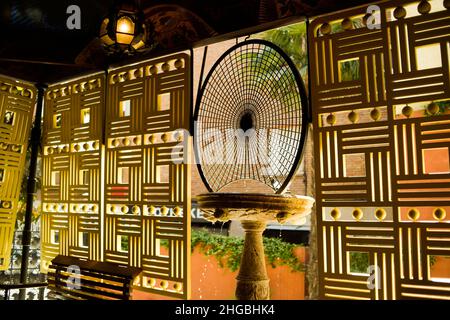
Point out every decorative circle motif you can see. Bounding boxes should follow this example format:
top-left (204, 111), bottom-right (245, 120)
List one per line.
top-left (326, 113), bottom-right (336, 125)
top-left (341, 18), bottom-right (353, 30)
top-left (330, 208), bottom-right (341, 221)
top-left (174, 59), bottom-right (183, 69)
top-left (370, 108), bottom-right (381, 121)
top-left (402, 105), bottom-right (413, 118)
top-left (194, 40), bottom-right (308, 194)
top-left (418, 0), bottom-right (431, 14)
top-left (433, 208), bottom-right (446, 221)
top-left (427, 102), bottom-right (439, 115)
top-left (375, 208), bottom-right (387, 221)
top-left (407, 208), bottom-right (420, 221)
top-left (173, 283), bottom-right (182, 292)
top-left (352, 208), bottom-right (363, 221)
top-left (2, 201), bottom-right (11, 209)
top-left (11, 145), bottom-right (20, 152)
top-left (132, 205), bottom-right (140, 214)
top-left (162, 63), bottom-right (170, 72)
top-left (348, 110), bottom-right (358, 123)
top-left (445, 0), bottom-right (450, 9)
top-left (173, 206), bottom-right (182, 216)
top-left (134, 69), bottom-right (142, 78)
top-left (320, 23), bottom-right (331, 35)
top-left (394, 6), bottom-right (407, 19)
top-left (149, 66), bottom-right (158, 75)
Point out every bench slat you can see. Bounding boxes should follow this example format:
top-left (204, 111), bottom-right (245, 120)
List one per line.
top-left (51, 255), bottom-right (141, 279)
top-left (47, 270), bottom-right (126, 290)
top-left (48, 278), bottom-right (128, 300)
top-left (48, 267), bottom-right (128, 285)
top-left (46, 255), bottom-right (141, 301)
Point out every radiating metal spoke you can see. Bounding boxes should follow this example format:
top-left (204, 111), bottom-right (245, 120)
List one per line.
top-left (194, 39), bottom-right (308, 194)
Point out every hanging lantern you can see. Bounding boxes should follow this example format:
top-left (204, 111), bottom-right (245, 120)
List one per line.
top-left (99, 1), bottom-right (154, 55)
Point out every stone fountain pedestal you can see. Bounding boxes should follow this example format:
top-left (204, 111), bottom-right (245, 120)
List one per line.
top-left (196, 193), bottom-right (314, 300)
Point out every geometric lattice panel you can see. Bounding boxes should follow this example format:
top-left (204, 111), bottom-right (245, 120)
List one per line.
top-left (105, 52), bottom-right (191, 299)
top-left (310, 0), bottom-right (450, 299)
top-left (0, 76), bottom-right (36, 270)
top-left (41, 73), bottom-right (105, 271)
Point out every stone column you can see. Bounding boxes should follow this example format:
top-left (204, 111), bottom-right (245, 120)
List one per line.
top-left (235, 220), bottom-right (270, 300)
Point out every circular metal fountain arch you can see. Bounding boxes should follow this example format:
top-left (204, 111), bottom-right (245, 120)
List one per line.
top-left (194, 39), bottom-right (309, 194)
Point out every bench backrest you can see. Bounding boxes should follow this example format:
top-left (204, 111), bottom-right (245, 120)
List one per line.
top-left (47, 255), bottom-right (142, 300)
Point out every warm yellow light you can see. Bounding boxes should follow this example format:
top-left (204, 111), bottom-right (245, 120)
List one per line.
top-left (117, 16), bottom-right (134, 34)
top-left (116, 16), bottom-right (135, 45)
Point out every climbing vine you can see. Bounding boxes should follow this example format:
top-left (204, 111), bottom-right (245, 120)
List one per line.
top-left (189, 229), bottom-right (305, 273)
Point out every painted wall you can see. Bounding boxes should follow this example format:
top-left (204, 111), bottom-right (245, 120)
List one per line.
top-left (133, 246), bottom-right (307, 300)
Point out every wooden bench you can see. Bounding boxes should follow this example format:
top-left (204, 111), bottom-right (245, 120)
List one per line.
top-left (47, 255), bottom-right (142, 300)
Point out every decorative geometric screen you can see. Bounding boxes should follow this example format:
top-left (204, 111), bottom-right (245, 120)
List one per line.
top-left (0, 76), bottom-right (36, 270)
top-left (41, 74), bottom-right (105, 270)
top-left (105, 52), bottom-right (191, 298)
top-left (41, 53), bottom-right (191, 299)
top-left (311, 0), bottom-right (450, 299)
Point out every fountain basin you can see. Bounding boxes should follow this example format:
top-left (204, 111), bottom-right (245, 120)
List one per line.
top-left (196, 192), bottom-right (315, 224)
top-left (196, 192), bottom-right (315, 300)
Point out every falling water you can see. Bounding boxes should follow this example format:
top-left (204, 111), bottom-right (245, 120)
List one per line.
top-left (279, 223), bottom-right (284, 238)
top-left (198, 260), bottom-right (208, 299)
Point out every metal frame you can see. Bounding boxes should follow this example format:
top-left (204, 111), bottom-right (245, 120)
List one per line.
top-left (194, 39), bottom-right (309, 194)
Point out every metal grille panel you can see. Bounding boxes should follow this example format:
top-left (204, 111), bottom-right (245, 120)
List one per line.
top-left (0, 76), bottom-right (36, 270)
top-left (41, 74), bottom-right (105, 269)
top-left (310, 0), bottom-right (450, 299)
top-left (105, 52), bottom-right (191, 298)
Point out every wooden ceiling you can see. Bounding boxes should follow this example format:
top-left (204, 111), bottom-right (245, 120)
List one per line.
top-left (0, 0), bottom-right (374, 84)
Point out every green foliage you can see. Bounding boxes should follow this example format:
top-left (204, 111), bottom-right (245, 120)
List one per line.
top-left (339, 59), bottom-right (360, 82)
top-left (254, 22), bottom-right (308, 85)
top-left (330, 18), bottom-right (364, 34)
top-left (429, 255), bottom-right (450, 268)
top-left (263, 236), bottom-right (305, 272)
top-left (189, 229), bottom-right (305, 273)
top-left (424, 100), bottom-right (450, 116)
top-left (430, 255), bottom-right (437, 267)
top-left (191, 229), bottom-right (244, 272)
top-left (349, 252), bottom-right (370, 274)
